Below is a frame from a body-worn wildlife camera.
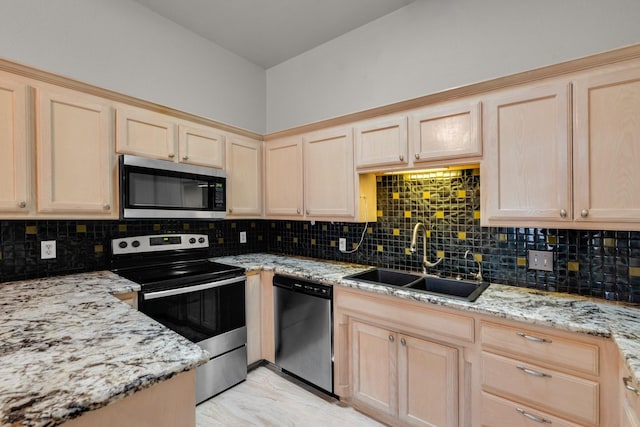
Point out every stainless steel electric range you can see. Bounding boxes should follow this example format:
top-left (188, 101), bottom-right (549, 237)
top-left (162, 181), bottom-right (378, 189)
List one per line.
top-left (111, 233), bottom-right (246, 404)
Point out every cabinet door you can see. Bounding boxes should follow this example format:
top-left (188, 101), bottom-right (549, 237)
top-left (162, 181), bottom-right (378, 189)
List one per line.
top-left (398, 334), bottom-right (458, 427)
top-left (36, 88), bottom-right (115, 217)
top-left (355, 115), bottom-right (408, 169)
top-left (410, 100), bottom-right (482, 164)
top-left (574, 65), bottom-right (640, 225)
top-left (351, 321), bottom-right (397, 417)
top-left (226, 135), bottom-right (263, 216)
top-left (0, 74), bottom-right (30, 215)
top-left (482, 82), bottom-right (572, 225)
top-left (116, 106), bottom-right (176, 161)
top-left (303, 127), bottom-right (355, 218)
top-left (178, 124), bottom-right (225, 169)
top-left (264, 136), bottom-right (303, 217)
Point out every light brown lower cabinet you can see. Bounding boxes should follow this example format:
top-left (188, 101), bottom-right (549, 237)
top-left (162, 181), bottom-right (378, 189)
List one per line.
top-left (351, 320), bottom-right (458, 427)
top-left (620, 355), bottom-right (640, 427)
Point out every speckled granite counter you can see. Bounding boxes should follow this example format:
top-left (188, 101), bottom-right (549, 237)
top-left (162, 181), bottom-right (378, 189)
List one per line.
top-left (0, 271), bottom-right (209, 427)
top-left (213, 253), bottom-right (640, 386)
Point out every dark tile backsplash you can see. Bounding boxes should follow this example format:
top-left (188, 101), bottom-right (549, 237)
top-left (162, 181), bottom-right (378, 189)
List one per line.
top-left (1, 168), bottom-right (639, 303)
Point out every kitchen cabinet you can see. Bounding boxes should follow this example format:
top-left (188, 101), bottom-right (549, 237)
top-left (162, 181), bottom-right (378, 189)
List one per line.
top-left (572, 63), bottom-right (640, 226)
top-left (354, 115), bottom-right (409, 170)
top-left (114, 291), bottom-right (138, 309)
top-left (479, 320), bottom-right (618, 427)
top-left (265, 129), bottom-right (376, 222)
top-left (334, 286), bottom-right (471, 426)
top-left (226, 134), bottom-right (263, 217)
top-left (620, 356), bottom-right (640, 427)
top-left (0, 72), bottom-right (30, 216)
top-left (178, 123), bottom-right (225, 169)
top-left (483, 61), bottom-right (640, 229)
top-left (481, 80), bottom-right (571, 225)
top-left (260, 270), bottom-right (275, 363)
top-left (116, 105), bottom-right (177, 161)
top-left (265, 135), bottom-right (303, 217)
top-left (410, 99), bottom-right (482, 165)
top-left (36, 87), bottom-right (116, 218)
top-left (351, 320), bottom-right (458, 427)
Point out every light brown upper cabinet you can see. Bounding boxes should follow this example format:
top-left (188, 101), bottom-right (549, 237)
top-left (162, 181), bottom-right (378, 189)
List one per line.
top-left (0, 72), bottom-right (30, 216)
top-left (178, 124), bottom-right (225, 169)
top-left (410, 99), bottom-right (482, 165)
top-left (481, 80), bottom-right (571, 225)
top-left (116, 105), bottom-right (177, 161)
top-left (355, 115), bottom-right (409, 170)
top-left (36, 88), bottom-right (116, 218)
top-left (264, 135), bottom-right (304, 217)
top-left (265, 127), bottom-right (376, 222)
top-left (226, 134), bottom-right (263, 217)
top-left (573, 63), bottom-right (640, 227)
top-left (483, 61), bottom-right (640, 230)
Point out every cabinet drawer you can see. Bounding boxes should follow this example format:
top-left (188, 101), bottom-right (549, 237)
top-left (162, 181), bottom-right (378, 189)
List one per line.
top-left (481, 322), bottom-right (599, 376)
top-left (481, 352), bottom-right (599, 426)
top-left (481, 392), bottom-right (584, 427)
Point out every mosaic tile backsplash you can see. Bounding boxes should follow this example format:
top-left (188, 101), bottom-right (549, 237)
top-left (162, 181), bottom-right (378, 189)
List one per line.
top-left (1, 167), bottom-right (639, 303)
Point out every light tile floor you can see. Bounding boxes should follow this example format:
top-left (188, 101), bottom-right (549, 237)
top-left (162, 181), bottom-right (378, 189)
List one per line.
top-left (196, 366), bottom-right (384, 427)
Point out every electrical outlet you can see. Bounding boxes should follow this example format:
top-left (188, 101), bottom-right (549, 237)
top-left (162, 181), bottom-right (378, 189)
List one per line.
top-left (528, 249), bottom-right (553, 272)
top-left (239, 231), bottom-right (247, 244)
top-left (41, 240), bottom-right (56, 259)
top-left (339, 238), bottom-right (347, 252)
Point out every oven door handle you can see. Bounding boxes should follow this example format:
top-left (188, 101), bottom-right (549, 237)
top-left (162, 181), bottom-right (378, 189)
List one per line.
top-left (143, 276), bottom-right (245, 300)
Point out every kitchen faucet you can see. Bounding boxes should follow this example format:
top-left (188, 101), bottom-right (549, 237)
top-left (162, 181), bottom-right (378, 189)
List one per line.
top-left (464, 250), bottom-right (483, 282)
top-left (410, 222), bottom-right (443, 273)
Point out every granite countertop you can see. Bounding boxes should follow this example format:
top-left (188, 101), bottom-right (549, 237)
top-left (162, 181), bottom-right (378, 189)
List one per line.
top-left (0, 271), bottom-right (209, 427)
top-left (214, 253), bottom-right (640, 386)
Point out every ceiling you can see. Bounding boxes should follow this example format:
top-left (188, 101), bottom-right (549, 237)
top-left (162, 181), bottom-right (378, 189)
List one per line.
top-left (132, 0), bottom-right (415, 69)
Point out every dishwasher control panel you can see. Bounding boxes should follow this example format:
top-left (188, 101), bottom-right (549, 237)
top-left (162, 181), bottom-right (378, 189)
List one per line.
top-left (273, 274), bottom-right (332, 299)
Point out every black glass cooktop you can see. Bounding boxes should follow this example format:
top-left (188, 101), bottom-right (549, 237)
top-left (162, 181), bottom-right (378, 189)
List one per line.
top-left (115, 260), bottom-right (244, 287)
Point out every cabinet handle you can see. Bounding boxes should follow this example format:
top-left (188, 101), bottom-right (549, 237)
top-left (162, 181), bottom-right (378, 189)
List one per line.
top-left (516, 408), bottom-right (551, 424)
top-left (389, 335), bottom-right (394, 343)
top-left (400, 338), bottom-right (406, 346)
top-left (414, 153), bottom-right (420, 159)
top-left (581, 209), bottom-right (589, 218)
top-left (399, 154), bottom-right (404, 161)
top-left (624, 376), bottom-right (640, 396)
top-left (559, 209), bottom-right (567, 218)
top-left (182, 155), bottom-right (189, 160)
top-left (229, 208), bottom-right (233, 213)
top-left (306, 209), bottom-right (310, 215)
top-left (296, 208), bottom-right (301, 214)
top-left (18, 201), bottom-right (26, 208)
top-left (516, 365), bottom-right (551, 378)
top-left (103, 204), bottom-right (110, 210)
top-left (168, 153), bottom-right (175, 158)
top-left (516, 332), bottom-right (552, 344)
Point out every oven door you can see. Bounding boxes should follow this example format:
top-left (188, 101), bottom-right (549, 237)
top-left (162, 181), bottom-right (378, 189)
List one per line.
top-left (138, 276), bottom-right (246, 351)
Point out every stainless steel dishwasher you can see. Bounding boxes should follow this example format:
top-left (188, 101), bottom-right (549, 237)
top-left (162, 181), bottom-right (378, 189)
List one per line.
top-left (273, 274), bottom-right (333, 394)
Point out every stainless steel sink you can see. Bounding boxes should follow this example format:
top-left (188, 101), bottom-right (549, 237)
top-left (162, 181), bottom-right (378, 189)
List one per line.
top-left (404, 276), bottom-right (489, 302)
top-left (345, 268), bottom-right (489, 302)
top-left (344, 268), bottom-right (423, 287)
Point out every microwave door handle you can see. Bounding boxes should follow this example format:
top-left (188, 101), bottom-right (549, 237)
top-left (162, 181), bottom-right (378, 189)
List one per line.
top-left (143, 276), bottom-right (245, 300)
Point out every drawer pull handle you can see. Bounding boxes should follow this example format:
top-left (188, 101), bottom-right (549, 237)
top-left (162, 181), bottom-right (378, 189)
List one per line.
top-left (624, 376), bottom-right (640, 395)
top-left (516, 408), bottom-right (551, 424)
top-left (517, 365), bottom-right (551, 378)
top-left (516, 332), bottom-right (552, 343)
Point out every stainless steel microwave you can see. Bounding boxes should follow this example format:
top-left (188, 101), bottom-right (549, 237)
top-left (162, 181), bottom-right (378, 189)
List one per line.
top-left (119, 154), bottom-right (227, 220)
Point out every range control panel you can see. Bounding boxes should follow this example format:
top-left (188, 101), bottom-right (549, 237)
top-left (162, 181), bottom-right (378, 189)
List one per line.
top-left (112, 234), bottom-right (209, 255)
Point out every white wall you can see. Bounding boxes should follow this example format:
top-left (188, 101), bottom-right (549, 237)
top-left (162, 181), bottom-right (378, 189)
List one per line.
top-left (0, 0), bottom-right (266, 133)
top-left (266, 0), bottom-right (640, 133)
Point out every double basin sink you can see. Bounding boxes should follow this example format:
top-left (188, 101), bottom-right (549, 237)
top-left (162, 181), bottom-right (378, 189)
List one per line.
top-left (344, 268), bottom-right (489, 302)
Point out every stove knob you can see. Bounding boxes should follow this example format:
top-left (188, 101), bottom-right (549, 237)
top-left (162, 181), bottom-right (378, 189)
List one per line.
top-left (132, 240), bottom-right (141, 248)
top-left (198, 237), bottom-right (205, 244)
top-left (118, 241), bottom-right (128, 249)
top-left (189, 238), bottom-right (196, 244)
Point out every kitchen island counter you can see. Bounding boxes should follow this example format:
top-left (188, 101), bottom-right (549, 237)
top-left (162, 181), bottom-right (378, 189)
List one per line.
top-left (0, 271), bottom-right (209, 427)
top-left (213, 253), bottom-right (640, 388)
